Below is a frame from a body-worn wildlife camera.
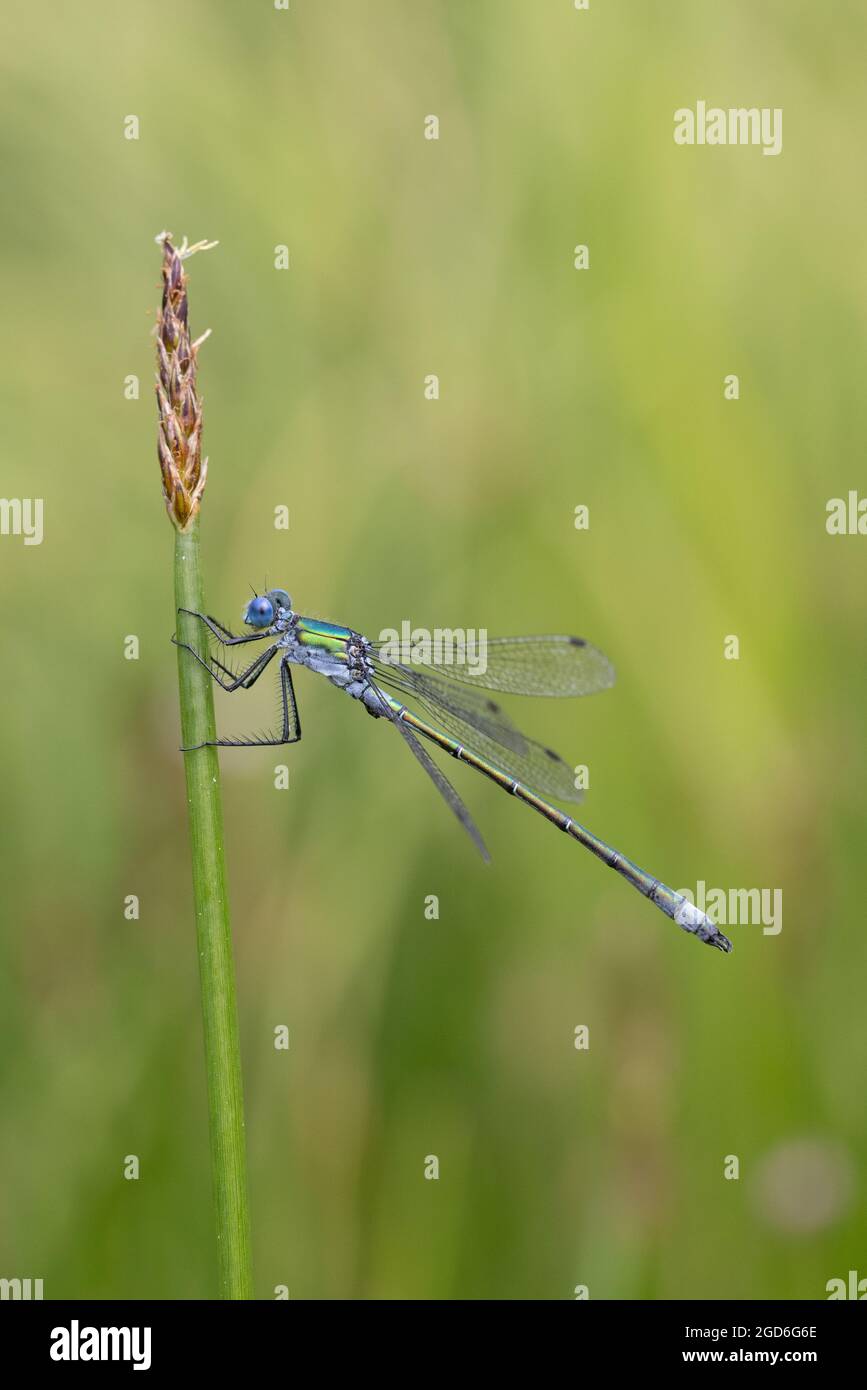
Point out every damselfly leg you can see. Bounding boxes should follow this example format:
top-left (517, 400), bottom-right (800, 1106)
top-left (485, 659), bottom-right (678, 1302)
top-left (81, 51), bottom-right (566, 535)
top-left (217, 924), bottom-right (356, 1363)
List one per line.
top-left (177, 608), bottom-right (271, 647)
top-left (172, 636), bottom-right (278, 692)
top-left (174, 610), bottom-right (302, 751)
top-left (171, 590), bottom-right (731, 952)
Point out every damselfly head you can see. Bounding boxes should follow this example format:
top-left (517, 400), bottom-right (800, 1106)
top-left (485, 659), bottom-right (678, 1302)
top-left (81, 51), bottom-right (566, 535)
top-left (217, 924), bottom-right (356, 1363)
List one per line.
top-left (242, 587), bottom-right (292, 629)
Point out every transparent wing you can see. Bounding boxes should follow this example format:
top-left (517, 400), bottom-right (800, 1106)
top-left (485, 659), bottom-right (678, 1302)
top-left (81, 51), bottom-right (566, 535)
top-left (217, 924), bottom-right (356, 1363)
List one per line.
top-left (371, 656), bottom-right (584, 804)
top-left (370, 634), bottom-right (615, 697)
top-left (372, 656), bottom-right (527, 750)
top-left (392, 715), bottom-right (490, 862)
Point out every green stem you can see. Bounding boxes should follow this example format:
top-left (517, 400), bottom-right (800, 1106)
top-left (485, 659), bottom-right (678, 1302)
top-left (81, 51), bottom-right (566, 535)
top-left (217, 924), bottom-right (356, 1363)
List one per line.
top-left (174, 519), bottom-right (253, 1299)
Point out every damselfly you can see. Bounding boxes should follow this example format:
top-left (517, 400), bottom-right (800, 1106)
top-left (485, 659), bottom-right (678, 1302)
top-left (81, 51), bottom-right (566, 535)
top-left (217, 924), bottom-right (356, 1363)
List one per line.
top-left (173, 588), bottom-right (731, 953)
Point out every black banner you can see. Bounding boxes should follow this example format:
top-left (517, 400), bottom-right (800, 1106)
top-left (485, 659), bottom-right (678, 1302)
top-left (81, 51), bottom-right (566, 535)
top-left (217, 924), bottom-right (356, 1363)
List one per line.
top-left (1, 1298), bottom-right (862, 1373)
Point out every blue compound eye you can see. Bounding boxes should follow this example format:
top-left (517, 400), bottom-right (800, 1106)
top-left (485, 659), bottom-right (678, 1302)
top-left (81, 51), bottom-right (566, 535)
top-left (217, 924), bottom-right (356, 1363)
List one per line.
top-left (244, 596), bottom-right (275, 628)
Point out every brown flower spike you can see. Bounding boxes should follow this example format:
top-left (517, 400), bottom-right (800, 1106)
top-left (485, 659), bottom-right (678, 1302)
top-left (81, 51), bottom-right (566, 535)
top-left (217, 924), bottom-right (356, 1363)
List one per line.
top-left (155, 233), bottom-right (217, 530)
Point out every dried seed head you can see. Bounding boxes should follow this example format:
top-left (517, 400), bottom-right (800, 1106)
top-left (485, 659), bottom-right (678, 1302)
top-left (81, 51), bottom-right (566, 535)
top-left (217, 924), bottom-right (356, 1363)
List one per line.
top-left (155, 232), bottom-right (217, 530)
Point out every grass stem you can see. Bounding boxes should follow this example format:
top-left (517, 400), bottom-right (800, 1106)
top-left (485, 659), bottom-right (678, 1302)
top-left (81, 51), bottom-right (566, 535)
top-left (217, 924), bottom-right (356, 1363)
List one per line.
top-left (174, 519), bottom-right (254, 1299)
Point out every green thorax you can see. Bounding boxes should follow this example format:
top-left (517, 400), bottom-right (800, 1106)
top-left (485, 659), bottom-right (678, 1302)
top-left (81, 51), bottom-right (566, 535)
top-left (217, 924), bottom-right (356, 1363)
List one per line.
top-left (295, 616), bottom-right (354, 658)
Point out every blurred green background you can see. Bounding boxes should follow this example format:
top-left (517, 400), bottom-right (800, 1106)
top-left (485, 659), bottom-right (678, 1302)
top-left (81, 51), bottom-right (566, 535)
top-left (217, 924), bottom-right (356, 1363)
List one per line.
top-left (1, 0), bottom-right (865, 1300)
